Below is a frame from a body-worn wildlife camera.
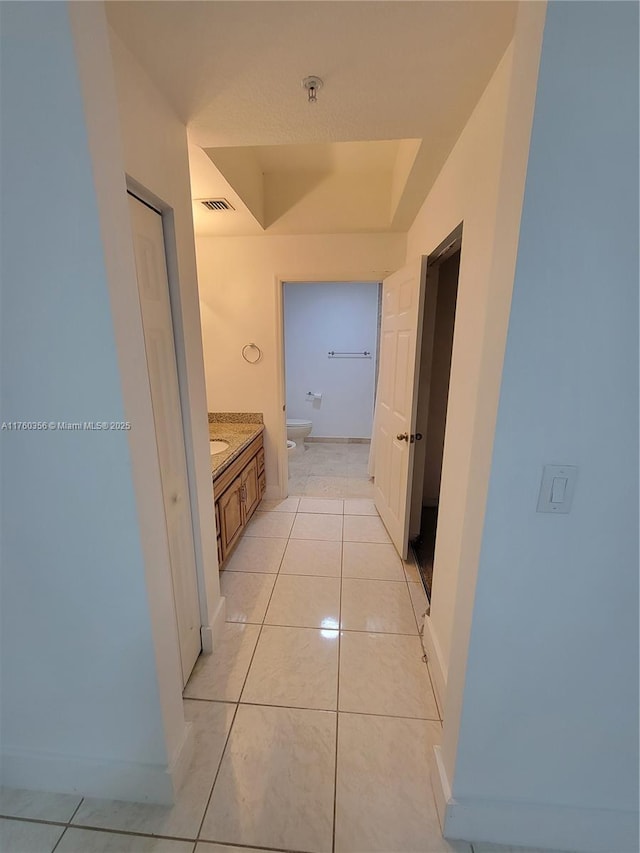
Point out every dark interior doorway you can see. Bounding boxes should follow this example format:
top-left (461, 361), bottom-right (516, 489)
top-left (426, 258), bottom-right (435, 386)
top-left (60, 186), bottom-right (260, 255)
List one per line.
top-left (409, 240), bottom-right (461, 600)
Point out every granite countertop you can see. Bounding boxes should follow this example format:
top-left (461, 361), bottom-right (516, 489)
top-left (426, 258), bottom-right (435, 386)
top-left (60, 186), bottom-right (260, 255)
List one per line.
top-left (208, 413), bottom-right (264, 480)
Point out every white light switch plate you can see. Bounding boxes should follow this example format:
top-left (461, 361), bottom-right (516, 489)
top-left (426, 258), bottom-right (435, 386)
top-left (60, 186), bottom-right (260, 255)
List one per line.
top-left (537, 464), bottom-right (578, 513)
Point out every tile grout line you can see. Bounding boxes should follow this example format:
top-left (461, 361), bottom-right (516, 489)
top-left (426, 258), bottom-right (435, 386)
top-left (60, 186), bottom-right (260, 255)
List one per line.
top-left (43, 824), bottom-right (71, 852)
top-left (337, 707), bottom-right (440, 722)
top-left (6, 813), bottom-right (238, 850)
top-left (402, 551), bottom-right (423, 637)
top-left (221, 499), bottom-right (291, 715)
top-left (48, 795), bottom-right (85, 853)
top-left (67, 796), bottom-right (84, 827)
top-left (226, 569), bottom-right (409, 583)
top-left (402, 551), bottom-right (443, 724)
top-left (205, 837), bottom-right (329, 853)
top-left (194, 700), bottom-right (240, 842)
top-left (401, 548), bottom-right (443, 724)
top-left (53, 821), bottom-right (200, 845)
top-left (425, 641), bottom-right (443, 724)
top-left (192, 510), bottom-right (293, 847)
top-left (0, 815), bottom-right (67, 828)
top-left (234, 517), bottom-right (288, 702)
top-left (200, 503), bottom-right (334, 850)
top-left (186, 696), bottom-right (439, 722)
top-left (332, 530), bottom-right (345, 853)
top-left (64, 797), bottom-right (86, 828)
top-left (225, 618), bottom-right (420, 637)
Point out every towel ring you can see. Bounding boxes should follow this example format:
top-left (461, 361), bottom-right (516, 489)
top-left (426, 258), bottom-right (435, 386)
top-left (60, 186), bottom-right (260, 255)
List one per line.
top-left (242, 343), bottom-right (262, 364)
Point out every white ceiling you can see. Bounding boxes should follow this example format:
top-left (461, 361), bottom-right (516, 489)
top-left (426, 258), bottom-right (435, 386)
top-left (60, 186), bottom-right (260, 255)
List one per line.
top-left (106, 1), bottom-right (518, 236)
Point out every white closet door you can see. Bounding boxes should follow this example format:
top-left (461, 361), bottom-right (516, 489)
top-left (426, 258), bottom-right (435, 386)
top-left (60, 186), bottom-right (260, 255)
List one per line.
top-left (129, 194), bottom-right (201, 685)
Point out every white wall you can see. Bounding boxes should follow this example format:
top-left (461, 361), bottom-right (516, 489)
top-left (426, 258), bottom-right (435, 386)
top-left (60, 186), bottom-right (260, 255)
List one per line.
top-left (444, 3), bottom-right (639, 850)
top-left (196, 234), bottom-right (405, 494)
top-left (405, 0), bottom-right (547, 761)
top-left (0, 1), bottom-right (177, 802)
top-left (284, 282), bottom-right (379, 439)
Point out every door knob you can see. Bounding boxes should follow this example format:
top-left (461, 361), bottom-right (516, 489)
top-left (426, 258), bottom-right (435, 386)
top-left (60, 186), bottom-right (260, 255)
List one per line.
top-left (396, 432), bottom-right (409, 442)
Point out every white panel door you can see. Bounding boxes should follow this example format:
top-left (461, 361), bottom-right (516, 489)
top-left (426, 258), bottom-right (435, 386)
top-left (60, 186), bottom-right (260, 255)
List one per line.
top-left (129, 195), bottom-right (201, 685)
top-left (373, 257), bottom-right (427, 558)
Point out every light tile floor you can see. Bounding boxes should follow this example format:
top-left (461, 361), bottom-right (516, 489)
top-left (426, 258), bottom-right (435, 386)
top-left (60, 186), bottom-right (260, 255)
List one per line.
top-left (0, 498), bottom-right (571, 853)
top-left (288, 441), bottom-right (375, 499)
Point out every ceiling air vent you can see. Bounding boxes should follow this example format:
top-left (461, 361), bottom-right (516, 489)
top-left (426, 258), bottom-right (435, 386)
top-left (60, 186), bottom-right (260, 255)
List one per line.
top-left (200, 198), bottom-right (235, 211)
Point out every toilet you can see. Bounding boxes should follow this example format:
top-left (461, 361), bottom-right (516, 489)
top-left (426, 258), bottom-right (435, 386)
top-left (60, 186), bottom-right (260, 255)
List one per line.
top-left (287, 439), bottom-right (296, 454)
top-left (286, 418), bottom-right (312, 448)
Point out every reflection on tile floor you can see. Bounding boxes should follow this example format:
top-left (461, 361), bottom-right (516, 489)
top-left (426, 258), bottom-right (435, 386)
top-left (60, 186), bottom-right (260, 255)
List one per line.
top-left (200, 704), bottom-right (336, 852)
top-left (1, 495), bottom-right (456, 853)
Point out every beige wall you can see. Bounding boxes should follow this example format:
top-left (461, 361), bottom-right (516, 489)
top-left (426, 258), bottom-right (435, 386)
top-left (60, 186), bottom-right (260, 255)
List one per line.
top-left (408, 42), bottom-right (516, 687)
top-left (405, 1), bottom-right (546, 786)
top-left (106, 27), bottom-right (223, 645)
top-left (195, 234), bottom-right (406, 494)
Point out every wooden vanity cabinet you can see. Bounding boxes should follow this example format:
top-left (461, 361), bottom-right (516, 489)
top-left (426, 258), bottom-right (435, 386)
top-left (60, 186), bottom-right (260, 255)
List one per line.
top-left (257, 447), bottom-right (266, 497)
top-left (214, 432), bottom-right (264, 567)
top-left (218, 476), bottom-right (245, 557)
top-left (241, 455), bottom-right (260, 519)
top-left (215, 502), bottom-right (223, 566)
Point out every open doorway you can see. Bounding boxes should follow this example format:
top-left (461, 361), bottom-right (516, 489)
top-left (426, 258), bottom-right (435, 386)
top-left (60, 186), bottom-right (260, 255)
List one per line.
top-left (282, 281), bottom-right (381, 498)
top-left (409, 231), bottom-right (461, 600)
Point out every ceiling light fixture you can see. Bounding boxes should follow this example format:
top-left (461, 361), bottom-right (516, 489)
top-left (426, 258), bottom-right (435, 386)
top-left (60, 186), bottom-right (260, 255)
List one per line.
top-left (302, 75), bottom-right (323, 104)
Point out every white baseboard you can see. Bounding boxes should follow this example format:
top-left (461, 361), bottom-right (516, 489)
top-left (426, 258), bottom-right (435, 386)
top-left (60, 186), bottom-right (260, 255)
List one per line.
top-left (1, 747), bottom-right (177, 805)
top-left (431, 745), bottom-right (451, 831)
top-left (431, 748), bottom-right (638, 853)
top-left (200, 595), bottom-right (226, 654)
top-left (166, 720), bottom-right (194, 797)
top-left (441, 792), bottom-right (638, 853)
top-left (422, 614), bottom-right (447, 717)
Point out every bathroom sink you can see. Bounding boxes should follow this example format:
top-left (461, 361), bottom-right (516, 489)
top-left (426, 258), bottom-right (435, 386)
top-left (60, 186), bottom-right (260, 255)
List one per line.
top-left (209, 440), bottom-right (230, 455)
